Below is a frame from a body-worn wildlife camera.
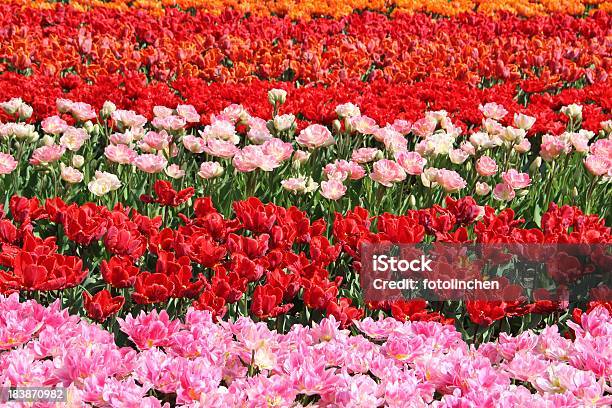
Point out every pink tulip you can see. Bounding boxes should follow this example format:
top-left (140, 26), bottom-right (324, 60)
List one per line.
top-left (233, 145), bottom-right (280, 172)
top-left (41, 115), bottom-right (69, 135)
top-left (143, 130), bottom-right (172, 151)
top-left (133, 154), bottom-right (168, 173)
top-left (246, 117), bottom-right (273, 144)
top-left (348, 115), bottom-right (378, 134)
top-left (584, 155), bottom-right (611, 176)
top-left (176, 104), bottom-right (200, 123)
top-left (105, 144), bottom-right (138, 164)
top-left (296, 124), bottom-right (334, 149)
top-left (590, 139), bottom-right (611, 160)
top-left (351, 148), bottom-right (381, 164)
top-left (165, 164), bottom-right (185, 179)
top-left (29, 144), bottom-right (65, 165)
top-left (476, 156), bottom-right (498, 176)
top-left (320, 179), bottom-right (347, 200)
top-left (0, 153), bottom-right (18, 175)
top-left (435, 169), bottom-right (467, 192)
top-left (262, 138), bottom-right (294, 162)
top-left (449, 148), bottom-right (469, 164)
top-left (203, 139), bottom-right (240, 158)
top-left (60, 165), bottom-right (84, 184)
top-left (492, 182), bottom-right (516, 201)
top-left (198, 161), bottom-right (224, 179)
top-left (475, 182), bottom-right (491, 196)
top-left (151, 115), bottom-right (186, 132)
top-left (113, 110), bottom-right (147, 129)
top-left (60, 127), bottom-right (89, 151)
top-left (395, 151), bottom-right (426, 175)
top-left (502, 169), bottom-right (531, 189)
top-left (410, 117), bottom-right (437, 137)
top-left (540, 134), bottom-right (571, 161)
top-left (479, 102), bottom-right (508, 120)
top-left (182, 135), bottom-right (207, 153)
top-left (370, 159), bottom-right (406, 187)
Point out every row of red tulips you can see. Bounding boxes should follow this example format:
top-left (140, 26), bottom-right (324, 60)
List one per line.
top-left (1, 73), bottom-right (609, 134)
top-left (0, 186), bottom-right (609, 339)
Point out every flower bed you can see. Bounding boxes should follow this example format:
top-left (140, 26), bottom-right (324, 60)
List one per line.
top-left (0, 1), bottom-right (611, 405)
top-left (2, 294), bottom-right (611, 407)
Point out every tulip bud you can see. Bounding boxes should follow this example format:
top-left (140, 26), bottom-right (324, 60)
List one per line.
top-left (530, 157), bottom-right (542, 173)
top-left (409, 195), bottom-right (416, 208)
top-left (292, 151), bottom-right (310, 170)
top-left (92, 124), bottom-right (102, 137)
top-left (72, 154), bottom-right (85, 168)
top-left (41, 135), bottom-right (55, 147)
top-left (267, 89), bottom-right (287, 106)
top-left (17, 104), bottom-right (33, 120)
top-left (101, 101), bottom-right (117, 118)
top-left (475, 182), bottom-right (491, 196)
top-left (332, 119), bottom-right (342, 134)
top-left (27, 131), bottom-right (40, 143)
top-left (305, 178), bottom-right (319, 193)
top-left (572, 187), bottom-right (579, 197)
top-left (344, 117), bottom-right (354, 133)
top-left (560, 104), bottom-right (582, 120)
top-left (83, 121), bottom-right (95, 134)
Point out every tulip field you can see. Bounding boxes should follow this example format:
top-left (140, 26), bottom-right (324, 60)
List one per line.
top-left (0, 1), bottom-right (611, 407)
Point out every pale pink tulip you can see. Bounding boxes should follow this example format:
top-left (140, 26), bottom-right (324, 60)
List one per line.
top-left (540, 134), bottom-right (571, 161)
top-left (0, 153), bottom-right (17, 175)
top-left (176, 104), bottom-right (200, 123)
top-left (493, 183), bottom-right (516, 201)
top-left (435, 169), bottom-right (466, 192)
top-left (113, 110), bottom-right (147, 129)
top-left (395, 151), bottom-right (426, 175)
top-left (105, 144), bottom-right (138, 164)
top-left (449, 148), bottom-right (469, 164)
top-left (410, 117), bottom-right (437, 137)
top-left (476, 156), bottom-right (498, 176)
top-left (502, 170), bottom-right (531, 189)
top-left (370, 159), bottom-right (406, 187)
top-left (29, 144), bottom-right (65, 165)
top-left (262, 138), bottom-right (293, 162)
top-left (203, 139), bottom-right (239, 159)
top-left (513, 113), bottom-right (536, 130)
top-left (584, 155), bottom-right (610, 176)
top-left (349, 115), bottom-right (378, 135)
top-left (143, 131), bottom-right (172, 151)
top-left (352, 148), bottom-right (381, 164)
top-left (475, 181), bottom-right (491, 196)
top-left (41, 116), bottom-right (69, 135)
top-left (165, 164), bottom-right (185, 179)
top-left (320, 180), bottom-right (347, 200)
top-left (133, 154), bottom-right (168, 173)
top-left (182, 135), bottom-right (206, 154)
top-left (60, 127), bottom-right (89, 151)
top-left (198, 162), bottom-right (224, 179)
top-left (479, 102), bottom-right (508, 120)
top-left (335, 103), bottom-right (361, 118)
top-left (296, 124), bottom-right (334, 149)
top-left (60, 165), bottom-right (84, 184)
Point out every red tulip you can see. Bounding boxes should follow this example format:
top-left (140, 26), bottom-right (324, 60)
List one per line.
top-left (251, 284), bottom-right (292, 320)
top-left (62, 203), bottom-right (109, 246)
top-left (140, 180), bottom-right (194, 207)
top-left (131, 272), bottom-right (174, 304)
top-left (101, 256), bottom-right (140, 288)
top-left (83, 290), bottom-right (124, 322)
